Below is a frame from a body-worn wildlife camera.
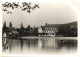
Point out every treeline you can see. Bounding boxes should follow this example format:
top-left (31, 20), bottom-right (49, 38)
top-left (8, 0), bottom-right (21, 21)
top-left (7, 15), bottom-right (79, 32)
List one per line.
top-left (56, 21), bottom-right (77, 37)
top-left (3, 21), bottom-right (77, 37)
top-left (16, 25), bottom-right (38, 36)
top-left (2, 22), bottom-right (38, 37)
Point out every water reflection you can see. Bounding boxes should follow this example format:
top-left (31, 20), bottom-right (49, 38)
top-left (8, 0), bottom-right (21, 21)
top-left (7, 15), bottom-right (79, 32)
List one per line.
top-left (2, 37), bottom-right (77, 54)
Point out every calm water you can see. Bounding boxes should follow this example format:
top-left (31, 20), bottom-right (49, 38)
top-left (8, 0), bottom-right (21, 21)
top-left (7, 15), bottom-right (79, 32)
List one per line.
top-left (2, 37), bottom-right (77, 54)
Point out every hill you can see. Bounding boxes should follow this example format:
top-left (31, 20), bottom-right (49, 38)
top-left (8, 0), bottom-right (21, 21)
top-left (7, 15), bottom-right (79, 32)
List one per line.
top-left (57, 21), bottom-right (77, 37)
top-left (58, 21), bottom-right (77, 28)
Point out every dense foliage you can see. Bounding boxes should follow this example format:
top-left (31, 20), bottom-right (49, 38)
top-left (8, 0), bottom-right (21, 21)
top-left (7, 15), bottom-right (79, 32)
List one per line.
top-left (3, 21), bottom-right (77, 37)
top-left (2, 2), bottom-right (39, 14)
top-left (56, 22), bottom-right (77, 37)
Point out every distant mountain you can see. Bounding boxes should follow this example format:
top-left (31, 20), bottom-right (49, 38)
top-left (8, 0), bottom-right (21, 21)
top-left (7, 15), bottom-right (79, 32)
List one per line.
top-left (45, 21), bottom-right (77, 29)
top-left (57, 21), bottom-right (77, 37)
top-left (58, 21), bottom-right (77, 29)
top-left (67, 21), bottom-right (77, 25)
top-left (67, 21), bottom-right (77, 28)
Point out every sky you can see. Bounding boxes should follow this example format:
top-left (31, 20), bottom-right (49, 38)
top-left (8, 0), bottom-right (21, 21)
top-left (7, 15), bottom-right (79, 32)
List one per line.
top-left (2, 0), bottom-right (78, 28)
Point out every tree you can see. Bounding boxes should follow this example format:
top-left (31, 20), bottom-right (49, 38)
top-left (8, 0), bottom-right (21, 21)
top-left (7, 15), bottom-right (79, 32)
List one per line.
top-left (2, 2), bottom-right (39, 14)
top-left (27, 25), bottom-right (31, 33)
top-left (3, 21), bottom-right (7, 35)
top-left (21, 23), bottom-right (24, 29)
top-left (32, 27), bottom-right (38, 36)
top-left (9, 22), bottom-right (12, 27)
top-left (3, 21), bottom-right (6, 28)
top-left (2, 21), bottom-right (10, 37)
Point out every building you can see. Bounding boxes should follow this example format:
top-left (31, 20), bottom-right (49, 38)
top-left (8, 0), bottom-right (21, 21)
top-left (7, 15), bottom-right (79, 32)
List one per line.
top-left (38, 23), bottom-right (58, 37)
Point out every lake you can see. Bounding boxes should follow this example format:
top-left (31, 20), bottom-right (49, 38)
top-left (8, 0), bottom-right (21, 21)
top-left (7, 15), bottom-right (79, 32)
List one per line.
top-left (2, 37), bottom-right (77, 54)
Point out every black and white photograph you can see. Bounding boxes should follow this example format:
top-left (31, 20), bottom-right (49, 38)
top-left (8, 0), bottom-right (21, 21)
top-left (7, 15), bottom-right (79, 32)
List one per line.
top-left (1, 0), bottom-right (78, 55)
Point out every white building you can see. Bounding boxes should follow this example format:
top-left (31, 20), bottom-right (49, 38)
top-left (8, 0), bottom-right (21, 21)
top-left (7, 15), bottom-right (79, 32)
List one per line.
top-left (38, 23), bottom-right (58, 37)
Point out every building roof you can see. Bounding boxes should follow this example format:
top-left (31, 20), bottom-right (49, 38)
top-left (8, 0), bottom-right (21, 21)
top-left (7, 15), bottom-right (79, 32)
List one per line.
top-left (39, 24), bottom-right (58, 30)
top-left (45, 24), bottom-right (59, 28)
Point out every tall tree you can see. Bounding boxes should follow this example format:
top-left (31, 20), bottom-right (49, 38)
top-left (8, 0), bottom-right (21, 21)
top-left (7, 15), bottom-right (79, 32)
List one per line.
top-left (3, 21), bottom-right (7, 34)
top-left (21, 23), bottom-right (24, 28)
top-left (27, 25), bottom-right (31, 33)
top-left (9, 22), bottom-right (12, 27)
top-left (3, 21), bottom-right (6, 28)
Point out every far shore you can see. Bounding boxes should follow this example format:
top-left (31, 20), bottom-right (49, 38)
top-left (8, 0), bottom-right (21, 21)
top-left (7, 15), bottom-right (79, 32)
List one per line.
top-left (20, 36), bottom-right (77, 40)
top-left (3, 36), bottom-right (77, 40)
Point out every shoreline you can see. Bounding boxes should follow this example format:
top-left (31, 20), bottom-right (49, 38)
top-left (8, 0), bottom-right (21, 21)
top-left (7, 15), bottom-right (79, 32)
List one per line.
top-left (20, 36), bottom-right (77, 40)
top-left (3, 36), bottom-right (77, 40)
